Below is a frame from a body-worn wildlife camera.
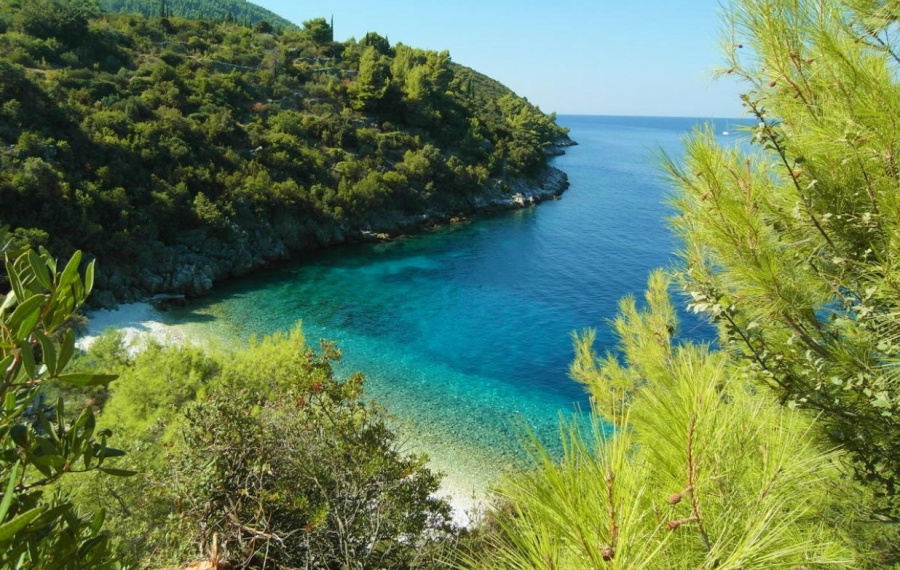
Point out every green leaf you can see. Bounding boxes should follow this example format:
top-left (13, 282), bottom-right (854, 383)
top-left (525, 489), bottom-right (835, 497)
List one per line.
top-left (0, 462), bottom-right (21, 522)
top-left (9, 424), bottom-right (28, 448)
top-left (96, 447), bottom-right (126, 459)
top-left (18, 341), bottom-right (36, 379)
top-left (72, 406), bottom-right (94, 432)
top-left (73, 278), bottom-right (85, 306)
top-left (39, 246), bottom-right (56, 276)
top-left (0, 355), bottom-right (14, 383)
top-left (56, 329), bottom-right (76, 372)
top-left (29, 454), bottom-right (65, 469)
top-left (34, 331), bottom-right (57, 377)
top-left (36, 409), bottom-right (60, 447)
top-left (15, 306), bottom-right (42, 341)
top-left (69, 408), bottom-right (95, 457)
top-left (26, 250), bottom-right (51, 291)
top-left (32, 460), bottom-right (52, 478)
top-left (7, 294), bottom-right (44, 334)
top-left (88, 507), bottom-right (105, 535)
top-left (58, 250), bottom-right (82, 289)
top-left (76, 534), bottom-right (107, 560)
top-left (0, 507), bottom-right (42, 543)
top-left (55, 397), bottom-right (66, 441)
top-left (2, 389), bottom-right (15, 414)
top-left (98, 467), bottom-right (138, 477)
top-left (6, 260), bottom-right (26, 311)
top-left (27, 502), bottom-right (71, 529)
top-left (55, 373), bottom-right (117, 387)
top-left (84, 260), bottom-right (95, 296)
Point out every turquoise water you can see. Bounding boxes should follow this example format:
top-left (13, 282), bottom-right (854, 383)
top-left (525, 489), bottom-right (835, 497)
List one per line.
top-left (163, 116), bottom-right (743, 495)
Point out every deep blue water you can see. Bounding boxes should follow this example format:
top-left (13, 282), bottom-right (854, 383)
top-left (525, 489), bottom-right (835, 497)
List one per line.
top-left (164, 115), bottom-right (746, 493)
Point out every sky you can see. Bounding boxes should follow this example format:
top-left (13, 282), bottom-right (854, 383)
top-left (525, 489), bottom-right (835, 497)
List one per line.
top-left (252, 0), bottom-right (746, 118)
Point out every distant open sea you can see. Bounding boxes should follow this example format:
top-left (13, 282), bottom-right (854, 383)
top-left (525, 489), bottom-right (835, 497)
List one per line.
top-left (162, 115), bottom-right (750, 497)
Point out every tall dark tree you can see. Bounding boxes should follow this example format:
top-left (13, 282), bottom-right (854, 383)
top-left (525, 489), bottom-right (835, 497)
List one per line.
top-left (361, 31), bottom-right (392, 56)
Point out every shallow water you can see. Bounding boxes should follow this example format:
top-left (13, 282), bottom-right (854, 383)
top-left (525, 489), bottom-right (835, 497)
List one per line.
top-left (161, 116), bottom-right (746, 497)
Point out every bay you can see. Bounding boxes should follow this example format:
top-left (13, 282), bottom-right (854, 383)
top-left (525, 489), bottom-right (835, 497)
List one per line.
top-left (161, 115), bottom-right (745, 499)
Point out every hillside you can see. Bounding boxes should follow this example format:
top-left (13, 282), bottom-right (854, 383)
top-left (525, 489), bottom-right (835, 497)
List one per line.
top-left (0, 2), bottom-right (572, 305)
top-left (99, 0), bottom-right (296, 30)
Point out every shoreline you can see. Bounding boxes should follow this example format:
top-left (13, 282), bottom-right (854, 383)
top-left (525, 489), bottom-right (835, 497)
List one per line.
top-left (92, 164), bottom-right (571, 309)
top-left (77, 302), bottom-right (489, 526)
top-left (76, 302), bottom-right (186, 352)
top-left (75, 158), bottom-right (577, 524)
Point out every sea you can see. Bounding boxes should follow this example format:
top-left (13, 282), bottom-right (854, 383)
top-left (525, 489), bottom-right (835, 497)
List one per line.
top-left (160, 115), bottom-right (750, 500)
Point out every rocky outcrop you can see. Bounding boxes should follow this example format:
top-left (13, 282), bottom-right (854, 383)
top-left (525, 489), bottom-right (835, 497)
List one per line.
top-left (544, 134), bottom-right (579, 157)
top-left (91, 163), bottom-right (571, 308)
top-left (474, 166), bottom-right (569, 210)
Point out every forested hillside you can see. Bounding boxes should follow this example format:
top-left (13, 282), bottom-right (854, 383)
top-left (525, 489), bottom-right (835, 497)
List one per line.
top-left (0, 1), bottom-right (570, 304)
top-left (100, 0), bottom-right (296, 30)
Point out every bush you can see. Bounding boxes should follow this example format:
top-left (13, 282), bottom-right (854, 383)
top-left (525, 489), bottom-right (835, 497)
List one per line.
top-left (0, 237), bottom-right (129, 567)
top-left (16, 0), bottom-right (96, 47)
top-left (76, 328), bottom-right (458, 568)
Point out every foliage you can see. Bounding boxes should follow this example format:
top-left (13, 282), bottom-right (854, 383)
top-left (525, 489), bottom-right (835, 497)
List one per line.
top-left (468, 272), bottom-right (856, 569)
top-left (467, 0), bottom-right (900, 566)
top-left (98, 0), bottom-right (295, 30)
top-left (72, 328), bottom-right (457, 569)
top-left (302, 17), bottom-right (333, 45)
top-left (0, 233), bottom-right (129, 567)
top-left (15, 0), bottom-right (99, 46)
top-left (0, 3), bottom-right (568, 301)
top-left (664, 0), bottom-right (900, 524)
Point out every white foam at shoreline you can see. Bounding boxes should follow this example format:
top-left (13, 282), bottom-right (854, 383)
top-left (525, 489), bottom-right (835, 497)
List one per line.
top-left (77, 302), bottom-right (185, 352)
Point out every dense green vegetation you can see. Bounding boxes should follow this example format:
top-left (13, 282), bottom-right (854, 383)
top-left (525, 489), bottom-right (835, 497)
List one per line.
top-left (0, 237), bottom-right (127, 567)
top-left (67, 328), bottom-right (457, 568)
top-left (100, 0), bottom-right (296, 31)
top-left (470, 273), bottom-right (856, 568)
top-left (470, 0), bottom-right (900, 567)
top-left (5, 0), bottom-right (898, 567)
top-left (0, 235), bottom-right (458, 568)
top-left (0, 1), bottom-right (569, 303)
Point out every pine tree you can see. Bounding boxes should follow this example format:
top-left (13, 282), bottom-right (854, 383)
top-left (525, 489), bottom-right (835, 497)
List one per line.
top-left (665, 0), bottom-right (900, 521)
top-left (468, 0), bottom-right (900, 566)
top-left (469, 273), bottom-right (856, 569)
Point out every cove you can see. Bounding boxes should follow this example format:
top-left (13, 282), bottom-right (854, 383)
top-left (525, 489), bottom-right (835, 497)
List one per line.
top-left (161, 116), bottom-right (739, 497)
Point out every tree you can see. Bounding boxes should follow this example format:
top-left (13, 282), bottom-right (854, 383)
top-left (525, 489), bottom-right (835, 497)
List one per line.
top-left (302, 17), bottom-right (333, 45)
top-left (665, 0), bottom-right (900, 522)
top-left (74, 328), bottom-right (457, 568)
top-left (0, 232), bottom-right (129, 567)
top-left (468, 0), bottom-right (900, 565)
top-left (350, 46), bottom-right (390, 111)
top-left (16, 0), bottom-right (98, 46)
top-left (467, 273), bottom-right (856, 569)
top-left (170, 343), bottom-right (455, 569)
top-left (360, 31), bottom-right (391, 56)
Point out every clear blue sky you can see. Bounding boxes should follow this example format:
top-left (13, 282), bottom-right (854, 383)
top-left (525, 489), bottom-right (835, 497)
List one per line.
top-left (252, 0), bottom-right (745, 118)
